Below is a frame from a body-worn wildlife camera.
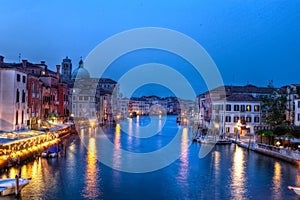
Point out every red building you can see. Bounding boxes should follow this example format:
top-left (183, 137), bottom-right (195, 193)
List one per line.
top-left (27, 74), bottom-right (43, 129)
top-left (16, 59), bottom-right (69, 126)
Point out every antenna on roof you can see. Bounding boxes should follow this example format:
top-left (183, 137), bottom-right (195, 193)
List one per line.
top-left (18, 53), bottom-right (21, 63)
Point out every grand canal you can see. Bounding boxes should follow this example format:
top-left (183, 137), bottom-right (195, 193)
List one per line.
top-left (1, 116), bottom-right (299, 200)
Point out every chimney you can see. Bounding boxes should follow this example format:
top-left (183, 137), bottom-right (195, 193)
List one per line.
top-left (22, 59), bottom-right (27, 67)
top-left (56, 65), bottom-right (61, 80)
top-left (0, 56), bottom-right (4, 62)
top-left (41, 61), bottom-right (46, 65)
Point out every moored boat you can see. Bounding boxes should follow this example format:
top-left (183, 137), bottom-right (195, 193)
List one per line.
top-left (288, 186), bottom-right (300, 196)
top-left (196, 136), bottom-right (232, 145)
top-left (41, 144), bottom-right (61, 158)
top-left (0, 177), bottom-right (30, 196)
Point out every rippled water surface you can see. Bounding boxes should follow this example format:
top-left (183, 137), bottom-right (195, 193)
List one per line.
top-left (1, 116), bottom-right (299, 200)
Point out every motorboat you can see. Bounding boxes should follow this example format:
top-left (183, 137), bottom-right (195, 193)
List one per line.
top-left (41, 145), bottom-right (61, 158)
top-left (0, 178), bottom-right (30, 196)
top-left (288, 186), bottom-right (300, 196)
top-left (197, 136), bottom-right (232, 145)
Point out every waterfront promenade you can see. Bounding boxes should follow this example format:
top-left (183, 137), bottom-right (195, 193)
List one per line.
top-left (0, 122), bottom-right (72, 170)
top-left (230, 136), bottom-right (300, 166)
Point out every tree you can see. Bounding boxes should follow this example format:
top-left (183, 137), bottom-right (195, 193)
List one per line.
top-left (296, 86), bottom-right (300, 96)
top-left (256, 129), bottom-right (274, 144)
top-left (261, 82), bottom-right (287, 127)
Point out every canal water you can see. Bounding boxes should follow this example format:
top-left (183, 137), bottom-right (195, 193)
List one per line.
top-left (1, 116), bottom-right (299, 200)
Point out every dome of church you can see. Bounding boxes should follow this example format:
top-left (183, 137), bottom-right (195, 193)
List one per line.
top-left (71, 59), bottom-right (90, 79)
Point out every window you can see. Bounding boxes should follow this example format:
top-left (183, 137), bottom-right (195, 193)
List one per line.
top-left (22, 90), bottom-right (25, 103)
top-left (254, 116), bottom-right (260, 123)
top-left (16, 111), bottom-right (18, 125)
top-left (226, 104), bottom-right (231, 111)
top-left (298, 101), bottom-right (300, 108)
top-left (79, 96), bottom-right (83, 101)
top-left (84, 96), bottom-right (89, 101)
top-left (73, 96), bottom-right (76, 101)
top-left (17, 74), bottom-right (20, 82)
top-left (16, 89), bottom-right (20, 103)
top-left (241, 105), bottom-right (245, 112)
top-left (225, 116), bottom-right (231, 122)
top-left (31, 83), bottom-right (34, 94)
top-left (246, 116), bottom-right (252, 123)
top-left (31, 69), bottom-right (35, 74)
top-left (240, 116), bottom-right (245, 124)
top-left (22, 76), bottom-right (26, 83)
top-left (226, 127), bottom-right (230, 133)
top-left (254, 105), bottom-right (260, 112)
top-left (234, 105), bottom-right (239, 111)
top-left (233, 116), bottom-right (239, 122)
top-left (298, 113), bottom-right (300, 121)
top-left (21, 110), bottom-right (24, 124)
top-left (246, 105), bottom-right (251, 111)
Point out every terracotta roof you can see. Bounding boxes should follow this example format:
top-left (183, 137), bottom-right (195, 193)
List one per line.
top-left (226, 93), bottom-right (260, 102)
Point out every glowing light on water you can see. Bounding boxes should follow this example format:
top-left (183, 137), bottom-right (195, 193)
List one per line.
top-left (230, 146), bottom-right (246, 199)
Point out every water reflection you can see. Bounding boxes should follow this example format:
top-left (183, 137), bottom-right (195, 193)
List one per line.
top-left (179, 127), bottom-right (189, 180)
top-left (82, 135), bottom-right (101, 199)
top-left (296, 173), bottom-right (300, 186)
top-left (0, 116), bottom-right (299, 200)
top-left (214, 151), bottom-right (220, 180)
top-left (231, 146), bottom-right (246, 199)
top-left (272, 162), bottom-right (282, 200)
top-left (113, 123), bottom-right (122, 184)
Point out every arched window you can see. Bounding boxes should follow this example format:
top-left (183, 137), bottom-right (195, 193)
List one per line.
top-left (22, 90), bottom-right (25, 103)
top-left (16, 89), bottom-right (20, 103)
top-left (31, 83), bottom-right (34, 94)
top-left (16, 111), bottom-right (18, 125)
top-left (21, 110), bottom-right (24, 124)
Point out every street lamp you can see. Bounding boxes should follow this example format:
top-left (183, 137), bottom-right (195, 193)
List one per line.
top-left (235, 120), bottom-right (242, 141)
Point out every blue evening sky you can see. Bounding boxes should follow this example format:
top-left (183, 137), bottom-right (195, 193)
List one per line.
top-left (1, 1), bottom-right (299, 97)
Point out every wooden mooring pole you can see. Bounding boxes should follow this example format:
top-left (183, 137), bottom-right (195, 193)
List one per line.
top-left (15, 174), bottom-right (19, 196)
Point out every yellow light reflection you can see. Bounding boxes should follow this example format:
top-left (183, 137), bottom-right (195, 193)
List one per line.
top-left (82, 137), bottom-right (100, 199)
top-left (272, 162), bottom-right (282, 200)
top-left (296, 173), bottom-right (300, 186)
top-left (127, 118), bottom-right (133, 145)
top-left (230, 146), bottom-right (246, 199)
top-left (112, 123), bottom-right (121, 186)
top-left (214, 151), bottom-right (220, 180)
top-left (113, 124), bottom-right (122, 170)
top-left (178, 128), bottom-right (189, 184)
top-left (114, 124), bottom-right (121, 149)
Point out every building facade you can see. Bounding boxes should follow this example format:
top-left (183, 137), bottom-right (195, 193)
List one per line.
top-left (294, 99), bottom-right (300, 126)
top-left (70, 60), bottom-right (118, 126)
top-left (61, 56), bottom-right (72, 85)
top-left (197, 84), bottom-right (274, 136)
top-left (0, 58), bottom-right (28, 131)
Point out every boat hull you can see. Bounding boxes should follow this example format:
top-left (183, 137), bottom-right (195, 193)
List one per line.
top-left (196, 137), bottom-right (232, 145)
top-left (0, 178), bottom-right (29, 196)
top-left (288, 186), bottom-right (300, 196)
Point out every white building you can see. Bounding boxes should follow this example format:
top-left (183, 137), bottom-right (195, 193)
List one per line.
top-left (212, 94), bottom-right (262, 136)
top-left (283, 84), bottom-right (300, 124)
top-left (197, 84), bottom-right (273, 136)
top-left (294, 99), bottom-right (300, 126)
top-left (0, 61), bottom-right (28, 131)
top-left (70, 59), bottom-right (119, 125)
